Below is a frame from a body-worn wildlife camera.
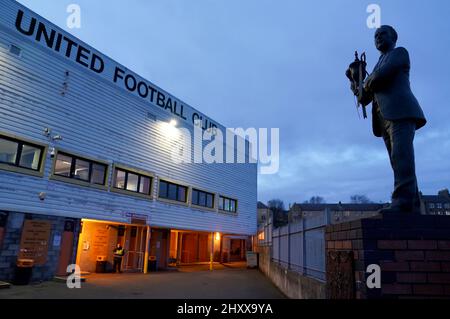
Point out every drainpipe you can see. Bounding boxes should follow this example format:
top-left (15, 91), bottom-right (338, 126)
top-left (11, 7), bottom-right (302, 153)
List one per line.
top-left (143, 226), bottom-right (151, 274)
top-left (210, 232), bottom-right (214, 271)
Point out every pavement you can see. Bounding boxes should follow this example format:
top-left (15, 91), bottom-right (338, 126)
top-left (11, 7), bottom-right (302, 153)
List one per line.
top-left (0, 263), bottom-right (286, 299)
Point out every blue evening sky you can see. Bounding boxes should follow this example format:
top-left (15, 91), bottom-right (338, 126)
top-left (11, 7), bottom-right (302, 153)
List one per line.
top-left (17, 0), bottom-right (450, 205)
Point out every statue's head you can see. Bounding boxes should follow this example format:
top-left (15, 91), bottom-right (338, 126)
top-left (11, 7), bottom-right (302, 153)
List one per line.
top-left (375, 25), bottom-right (397, 53)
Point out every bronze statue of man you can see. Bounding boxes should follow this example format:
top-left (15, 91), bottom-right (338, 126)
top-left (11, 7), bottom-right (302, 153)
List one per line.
top-left (348, 25), bottom-right (427, 213)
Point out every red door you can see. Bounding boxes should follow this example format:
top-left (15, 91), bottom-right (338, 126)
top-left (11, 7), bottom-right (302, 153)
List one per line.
top-left (56, 231), bottom-right (74, 276)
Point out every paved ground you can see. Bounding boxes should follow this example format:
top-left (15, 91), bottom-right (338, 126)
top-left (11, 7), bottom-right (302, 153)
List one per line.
top-left (0, 264), bottom-right (286, 299)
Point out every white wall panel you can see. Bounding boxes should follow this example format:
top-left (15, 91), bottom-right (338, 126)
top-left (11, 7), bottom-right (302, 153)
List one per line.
top-left (0, 0), bottom-right (257, 235)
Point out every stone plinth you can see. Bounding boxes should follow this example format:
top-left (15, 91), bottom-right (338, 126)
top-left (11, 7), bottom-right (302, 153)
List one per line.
top-left (326, 213), bottom-right (450, 299)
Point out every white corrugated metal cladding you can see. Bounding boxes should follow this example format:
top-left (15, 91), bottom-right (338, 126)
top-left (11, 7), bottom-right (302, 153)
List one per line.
top-left (0, 0), bottom-right (257, 235)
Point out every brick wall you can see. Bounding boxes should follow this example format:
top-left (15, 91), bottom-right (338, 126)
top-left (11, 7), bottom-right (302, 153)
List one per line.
top-left (0, 212), bottom-right (80, 283)
top-left (326, 213), bottom-right (450, 299)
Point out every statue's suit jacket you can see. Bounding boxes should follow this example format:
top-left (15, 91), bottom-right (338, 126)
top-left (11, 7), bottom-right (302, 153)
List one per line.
top-left (361, 47), bottom-right (427, 137)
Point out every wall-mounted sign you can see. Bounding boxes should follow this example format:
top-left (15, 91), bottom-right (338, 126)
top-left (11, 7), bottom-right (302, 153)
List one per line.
top-left (19, 220), bottom-right (52, 265)
top-left (122, 212), bottom-right (148, 225)
top-left (92, 227), bottom-right (108, 255)
top-left (52, 234), bottom-right (61, 247)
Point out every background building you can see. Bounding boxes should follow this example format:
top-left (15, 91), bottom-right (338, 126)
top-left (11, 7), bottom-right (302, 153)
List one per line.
top-left (288, 203), bottom-right (384, 224)
top-left (420, 189), bottom-right (450, 216)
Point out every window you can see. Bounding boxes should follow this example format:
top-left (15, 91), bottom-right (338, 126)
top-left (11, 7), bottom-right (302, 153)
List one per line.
top-left (19, 145), bottom-right (42, 170)
top-left (0, 135), bottom-right (44, 172)
top-left (192, 189), bottom-right (215, 209)
top-left (437, 203), bottom-right (443, 209)
top-left (429, 203), bottom-right (435, 209)
top-left (114, 169), bottom-right (126, 189)
top-left (126, 173), bottom-right (139, 192)
top-left (113, 167), bottom-right (152, 196)
top-left (445, 203), bottom-right (450, 209)
top-left (54, 152), bottom-right (107, 186)
top-left (74, 158), bottom-right (90, 181)
top-left (92, 164), bottom-right (107, 185)
top-left (159, 180), bottom-right (187, 203)
top-left (219, 196), bottom-right (237, 213)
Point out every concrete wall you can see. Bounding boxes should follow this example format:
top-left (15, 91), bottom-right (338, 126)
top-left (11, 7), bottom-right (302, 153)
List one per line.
top-left (256, 245), bottom-right (326, 299)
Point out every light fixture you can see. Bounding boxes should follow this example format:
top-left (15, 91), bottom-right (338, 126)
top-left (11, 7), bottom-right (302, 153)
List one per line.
top-left (169, 119), bottom-right (177, 127)
top-left (215, 232), bottom-right (221, 241)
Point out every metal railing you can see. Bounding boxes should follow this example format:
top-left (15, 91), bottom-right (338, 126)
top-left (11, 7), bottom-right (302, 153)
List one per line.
top-left (123, 251), bottom-right (144, 272)
top-left (257, 212), bottom-right (328, 282)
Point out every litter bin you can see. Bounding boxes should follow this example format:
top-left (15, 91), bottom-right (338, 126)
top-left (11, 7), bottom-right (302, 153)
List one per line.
top-left (13, 259), bottom-right (34, 285)
top-left (96, 256), bottom-right (107, 273)
top-left (147, 256), bottom-right (157, 272)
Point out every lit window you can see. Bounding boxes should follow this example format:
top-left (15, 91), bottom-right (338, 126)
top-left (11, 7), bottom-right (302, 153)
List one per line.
top-left (19, 145), bottom-right (41, 170)
top-left (0, 138), bottom-right (18, 164)
top-left (54, 152), bottom-right (107, 186)
top-left (126, 173), bottom-right (139, 192)
top-left (113, 168), bottom-right (152, 195)
top-left (54, 154), bottom-right (72, 177)
top-left (0, 135), bottom-right (44, 172)
top-left (114, 169), bottom-right (126, 189)
top-left (74, 158), bottom-right (90, 182)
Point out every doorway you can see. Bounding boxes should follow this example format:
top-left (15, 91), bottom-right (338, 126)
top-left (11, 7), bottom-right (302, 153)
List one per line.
top-left (75, 219), bottom-right (147, 273)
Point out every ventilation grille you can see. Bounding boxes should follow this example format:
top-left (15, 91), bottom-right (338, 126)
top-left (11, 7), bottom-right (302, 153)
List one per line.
top-left (9, 44), bottom-right (22, 56)
top-left (147, 112), bottom-right (157, 121)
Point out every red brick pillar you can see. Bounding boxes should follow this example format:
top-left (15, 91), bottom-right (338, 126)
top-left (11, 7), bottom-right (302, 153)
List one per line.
top-left (326, 213), bottom-right (450, 299)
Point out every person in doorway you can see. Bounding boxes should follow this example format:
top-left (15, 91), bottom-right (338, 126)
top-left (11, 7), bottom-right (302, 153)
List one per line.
top-left (113, 244), bottom-right (125, 273)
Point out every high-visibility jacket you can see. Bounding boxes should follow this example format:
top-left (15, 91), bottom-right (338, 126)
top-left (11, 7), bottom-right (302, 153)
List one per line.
top-left (114, 248), bottom-right (125, 258)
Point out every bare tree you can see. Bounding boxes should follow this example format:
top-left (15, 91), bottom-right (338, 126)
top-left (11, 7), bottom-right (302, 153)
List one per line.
top-left (304, 196), bottom-right (326, 204)
top-left (267, 199), bottom-right (285, 211)
top-left (268, 199), bottom-right (287, 228)
top-left (350, 194), bottom-right (372, 204)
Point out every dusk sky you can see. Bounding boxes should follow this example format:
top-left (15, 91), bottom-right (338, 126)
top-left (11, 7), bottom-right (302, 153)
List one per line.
top-left (17, 0), bottom-right (450, 206)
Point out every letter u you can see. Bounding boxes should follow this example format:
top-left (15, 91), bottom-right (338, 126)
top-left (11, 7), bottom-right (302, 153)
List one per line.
top-left (15, 9), bottom-right (36, 36)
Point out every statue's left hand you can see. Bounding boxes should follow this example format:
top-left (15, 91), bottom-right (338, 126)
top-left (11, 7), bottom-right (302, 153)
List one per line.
top-left (364, 75), bottom-right (373, 92)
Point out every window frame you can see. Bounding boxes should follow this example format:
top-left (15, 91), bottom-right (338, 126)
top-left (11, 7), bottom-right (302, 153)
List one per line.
top-left (51, 149), bottom-right (109, 190)
top-left (191, 188), bottom-right (216, 210)
top-left (157, 178), bottom-right (189, 206)
top-left (111, 164), bottom-right (154, 199)
top-left (218, 195), bottom-right (238, 214)
top-left (0, 132), bottom-right (47, 177)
